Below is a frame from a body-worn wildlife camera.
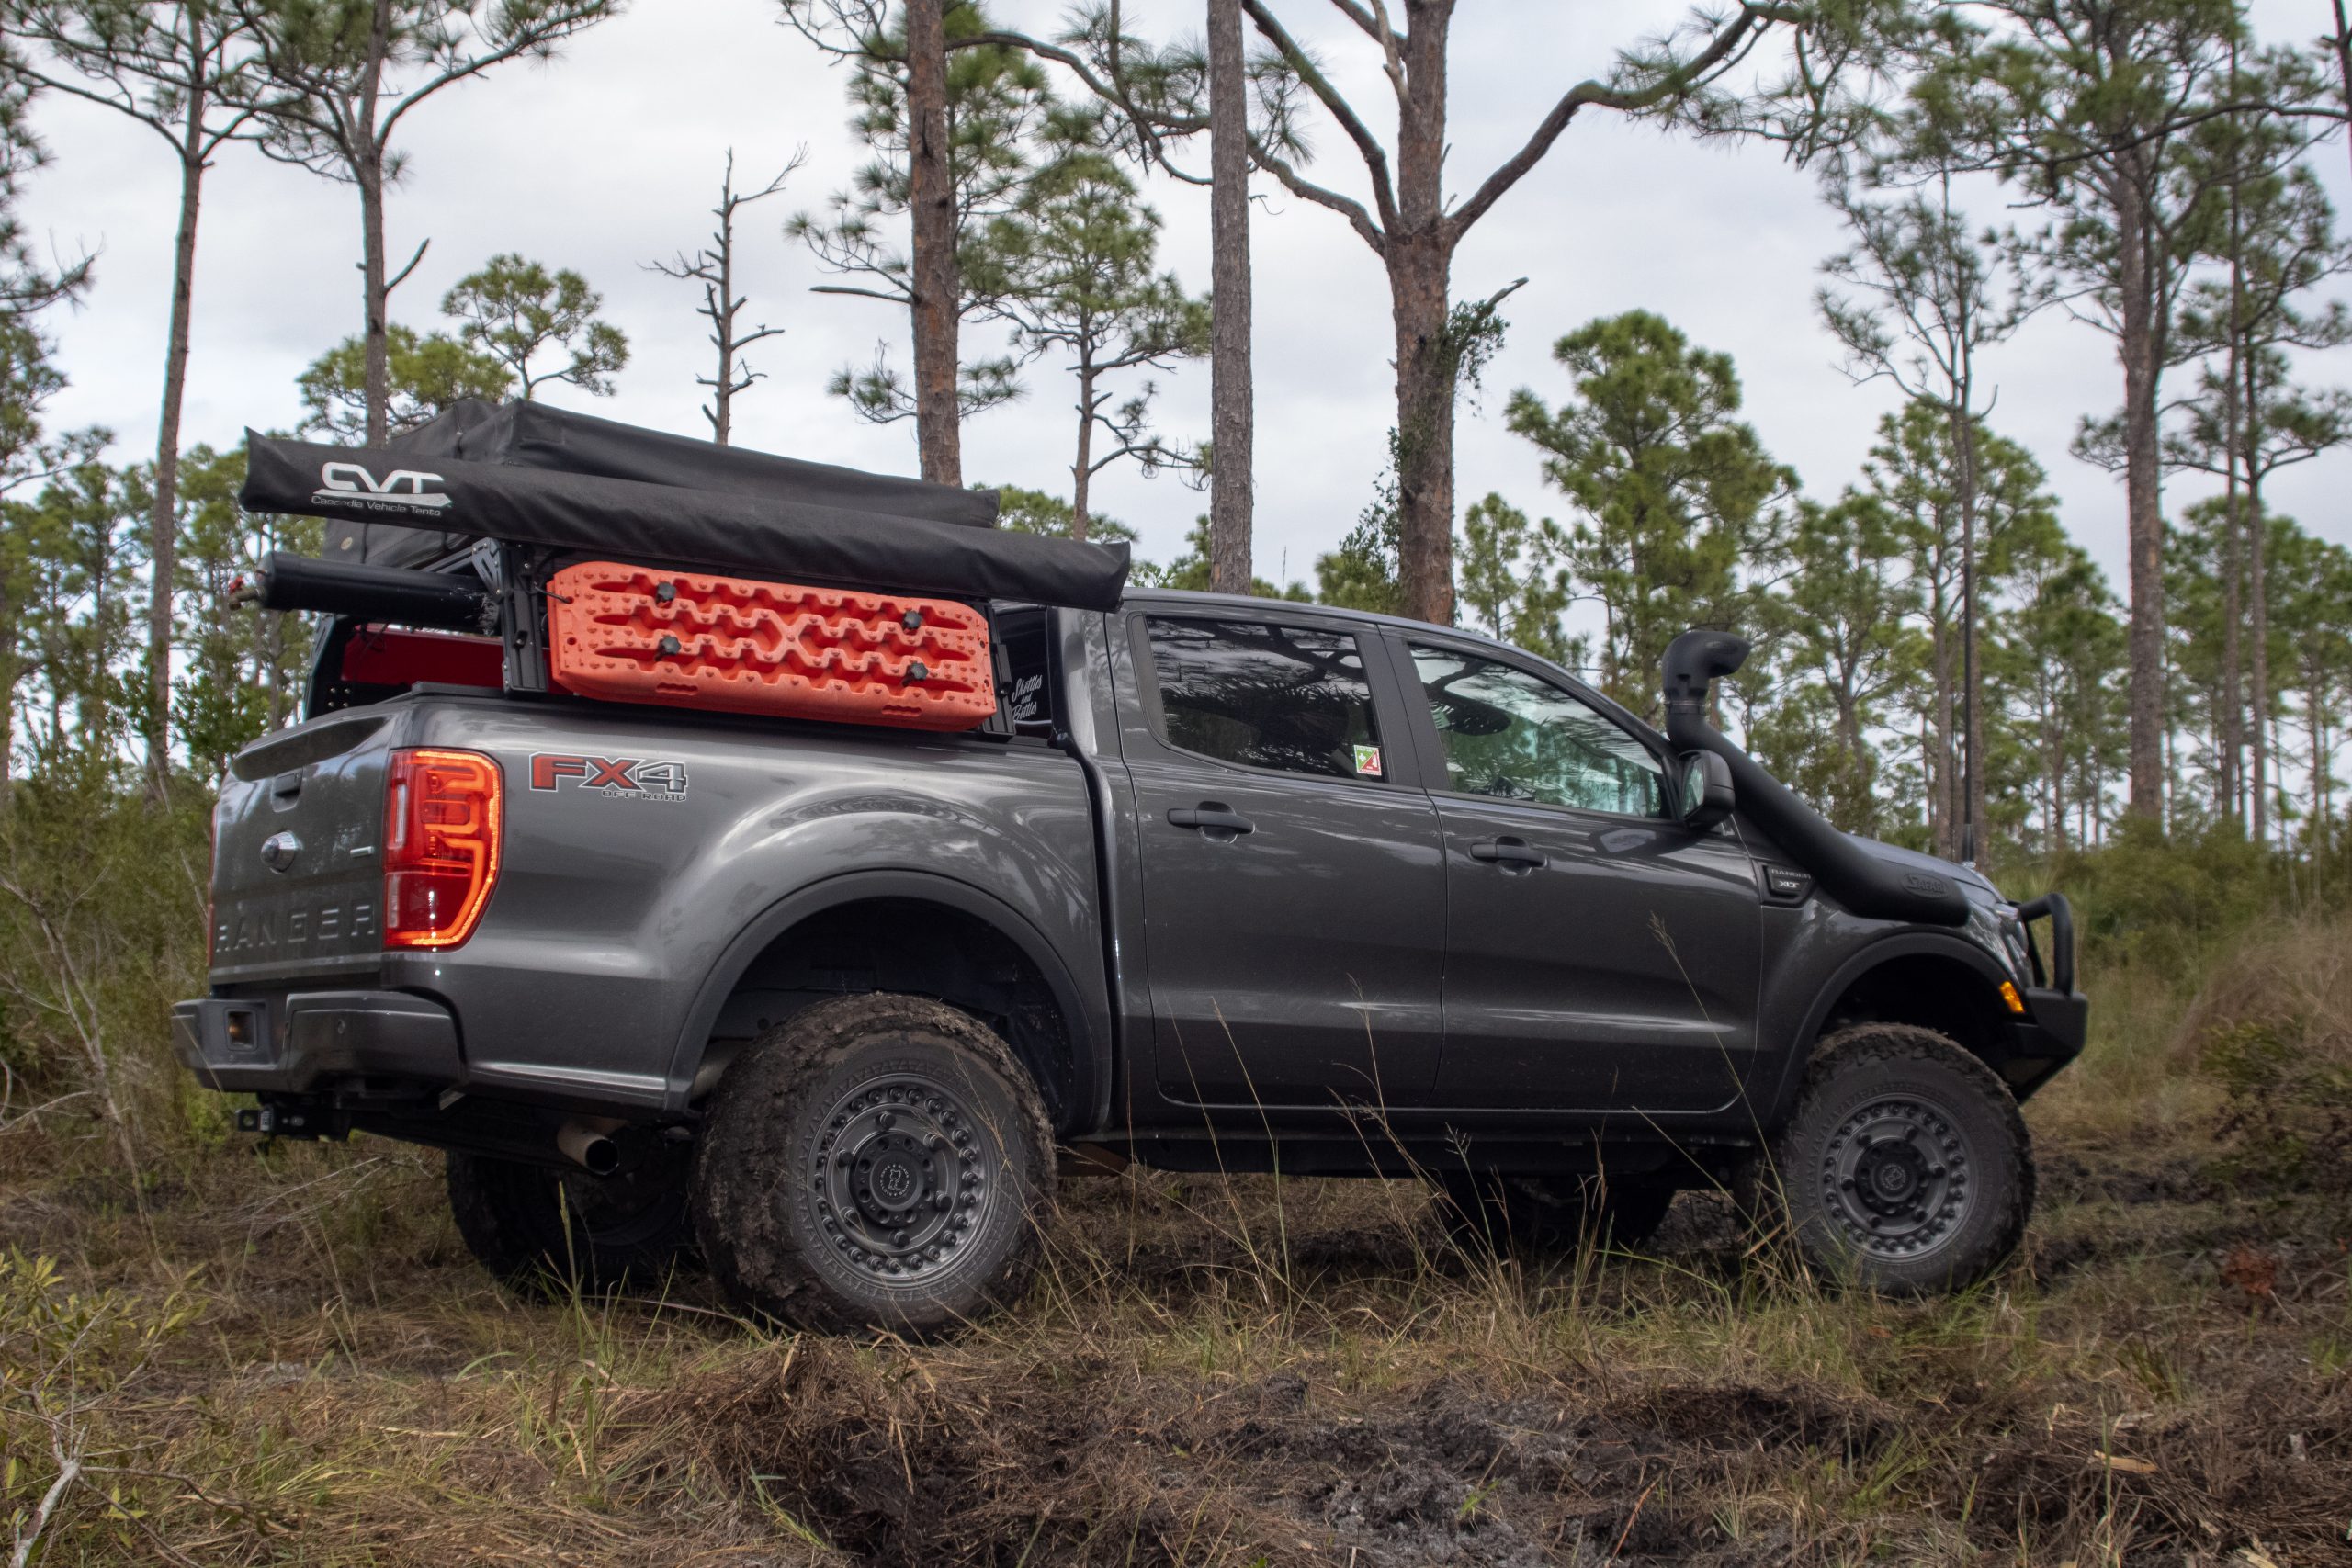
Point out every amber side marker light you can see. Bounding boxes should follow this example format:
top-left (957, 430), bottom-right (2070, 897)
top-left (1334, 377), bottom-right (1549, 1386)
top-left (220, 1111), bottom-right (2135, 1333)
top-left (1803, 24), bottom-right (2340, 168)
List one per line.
top-left (383, 748), bottom-right (503, 950)
top-left (1999, 979), bottom-right (2027, 1014)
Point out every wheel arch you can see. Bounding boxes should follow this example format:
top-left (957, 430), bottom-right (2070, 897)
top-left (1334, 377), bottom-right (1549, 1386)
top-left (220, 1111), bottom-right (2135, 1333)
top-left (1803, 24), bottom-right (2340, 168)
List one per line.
top-left (663, 869), bottom-right (1109, 1134)
top-left (1761, 932), bottom-right (2020, 1125)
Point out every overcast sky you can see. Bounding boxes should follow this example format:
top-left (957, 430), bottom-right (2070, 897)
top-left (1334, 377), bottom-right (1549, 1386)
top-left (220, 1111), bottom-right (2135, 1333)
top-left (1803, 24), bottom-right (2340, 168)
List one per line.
top-left (18, 0), bottom-right (2351, 612)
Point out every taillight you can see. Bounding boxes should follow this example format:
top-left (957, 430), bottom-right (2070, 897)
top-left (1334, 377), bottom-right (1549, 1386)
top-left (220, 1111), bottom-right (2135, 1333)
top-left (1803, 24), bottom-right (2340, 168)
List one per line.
top-left (382, 748), bottom-right (503, 949)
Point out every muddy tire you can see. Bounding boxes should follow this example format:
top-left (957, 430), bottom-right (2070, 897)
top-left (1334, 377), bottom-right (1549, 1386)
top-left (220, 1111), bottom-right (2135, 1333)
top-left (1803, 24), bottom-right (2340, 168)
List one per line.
top-left (1765, 1023), bottom-right (2034, 1295)
top-left (447, 1141), bottom-right (695, 1294)
top-left (1439, 1169), bottom-right (1677, 1256)
top-left (689, 993), bottom-right (1055, 1337)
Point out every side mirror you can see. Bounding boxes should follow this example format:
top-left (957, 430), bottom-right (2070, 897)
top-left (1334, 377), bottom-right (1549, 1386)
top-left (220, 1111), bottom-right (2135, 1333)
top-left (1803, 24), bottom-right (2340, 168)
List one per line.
top-left (1679, 749), bottom-right (1736, 830)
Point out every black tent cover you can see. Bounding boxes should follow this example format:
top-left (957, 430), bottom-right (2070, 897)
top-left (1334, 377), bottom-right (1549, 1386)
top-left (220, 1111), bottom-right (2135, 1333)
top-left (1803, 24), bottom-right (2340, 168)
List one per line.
top-left (241, 400), bottom-right (1130, 611)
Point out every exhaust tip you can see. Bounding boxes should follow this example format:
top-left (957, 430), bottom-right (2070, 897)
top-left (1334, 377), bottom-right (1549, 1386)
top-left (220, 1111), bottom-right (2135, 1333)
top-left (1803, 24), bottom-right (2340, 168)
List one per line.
top-left (556, 1119), bottom-right (621, 1177)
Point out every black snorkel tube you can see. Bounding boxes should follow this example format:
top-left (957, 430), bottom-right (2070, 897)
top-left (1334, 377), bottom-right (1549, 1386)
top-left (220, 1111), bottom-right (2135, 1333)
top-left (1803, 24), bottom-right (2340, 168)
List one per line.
top-left (1662, 628), bottom-right (1970, 927)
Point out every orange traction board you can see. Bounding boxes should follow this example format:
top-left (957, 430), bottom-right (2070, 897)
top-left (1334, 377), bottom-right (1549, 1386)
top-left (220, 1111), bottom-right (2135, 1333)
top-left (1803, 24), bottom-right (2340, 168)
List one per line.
top-left (544, 561), bottom-right (995, 732)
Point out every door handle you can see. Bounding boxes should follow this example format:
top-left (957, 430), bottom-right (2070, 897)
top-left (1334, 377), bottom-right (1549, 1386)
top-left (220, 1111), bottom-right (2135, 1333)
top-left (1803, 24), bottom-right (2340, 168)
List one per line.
top-left (1469, 837), bottom-right (1545, 869)
top-left (1168, 803), bottom-right (1255, 835)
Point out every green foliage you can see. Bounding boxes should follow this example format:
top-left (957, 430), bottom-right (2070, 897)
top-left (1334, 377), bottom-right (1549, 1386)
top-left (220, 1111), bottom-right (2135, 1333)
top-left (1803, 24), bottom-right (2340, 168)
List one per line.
top-left (989, 482), bottom-right (1136, 545)
top-left (1315, 434), bottom-right (1403, 616)
top-left (1503, 310), bottom-right (1796, 717)
top-left (1148, 516), bottom-right (1304, 600)
top-left (1, 1250), bottom-right (198, 1563)
top-left (1990, 534), bottom-right (2130, 856)
top-left (970, 107), bottom-right (1208, 531)
top-left (1747, 494), bottom-right (1917, 835)
top-left (440, 254), bottom-right (628, 400)
top-left (1453, 493), bottom-right (1570, 664)
top-left (787, 0), bottom-right (1048, 423)
top-left (297, 323), bottom-right (511, 440)
top-left (170, 445), bottom-right (321, 780)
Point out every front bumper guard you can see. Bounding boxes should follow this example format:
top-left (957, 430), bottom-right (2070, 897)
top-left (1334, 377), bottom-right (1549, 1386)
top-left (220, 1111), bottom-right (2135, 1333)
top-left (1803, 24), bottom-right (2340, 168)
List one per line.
top-left (2001, 892), bottom-right (2086, 1096)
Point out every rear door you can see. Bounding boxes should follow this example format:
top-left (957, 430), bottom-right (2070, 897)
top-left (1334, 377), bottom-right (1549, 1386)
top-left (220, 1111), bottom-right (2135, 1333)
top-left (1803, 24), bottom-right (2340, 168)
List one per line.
top-left (1117, 610), bottom-right (1446, 1109)
top-left (1396, 637), bottom-right (1765, 1114)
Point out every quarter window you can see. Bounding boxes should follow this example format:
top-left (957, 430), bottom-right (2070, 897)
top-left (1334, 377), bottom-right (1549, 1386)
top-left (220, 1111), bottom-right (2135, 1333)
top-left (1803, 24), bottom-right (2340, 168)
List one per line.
top-left (1410, 646), bottom-right (1665, 817)
top-left (1144, 617), bottom-right (1385, 781)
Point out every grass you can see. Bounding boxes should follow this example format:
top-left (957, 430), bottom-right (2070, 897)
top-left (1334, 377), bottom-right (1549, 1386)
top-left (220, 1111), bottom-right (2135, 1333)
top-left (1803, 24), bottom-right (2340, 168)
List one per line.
top-left (4, 923), bottom-right (2350, 1564)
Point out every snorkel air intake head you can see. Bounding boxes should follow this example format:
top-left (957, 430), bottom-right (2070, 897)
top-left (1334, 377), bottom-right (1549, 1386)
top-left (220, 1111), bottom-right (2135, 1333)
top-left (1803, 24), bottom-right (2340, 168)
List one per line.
top-left (1657, 625), bottom-right (1970, 927)
top-left (1662, 629), bottom-right (1751, 723)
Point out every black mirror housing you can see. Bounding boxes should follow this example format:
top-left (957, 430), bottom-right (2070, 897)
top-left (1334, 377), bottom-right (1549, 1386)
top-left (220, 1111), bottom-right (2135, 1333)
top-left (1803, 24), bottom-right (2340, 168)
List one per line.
top-left (1679, 749), bottom-right (1736, 829)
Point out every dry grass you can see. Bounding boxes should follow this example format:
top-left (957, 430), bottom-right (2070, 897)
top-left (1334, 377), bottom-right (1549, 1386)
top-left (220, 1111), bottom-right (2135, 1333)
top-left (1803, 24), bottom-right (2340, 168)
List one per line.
top-left (5, 926), bottom-right (2351, 1564)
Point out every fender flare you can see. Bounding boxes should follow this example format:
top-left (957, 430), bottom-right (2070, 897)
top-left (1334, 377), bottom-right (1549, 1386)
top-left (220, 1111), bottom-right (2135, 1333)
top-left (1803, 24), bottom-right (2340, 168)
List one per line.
top-left (661, 867), bottom-right (1110, 1129)
top-left (1756, 930), bottom-right (2014, 1126)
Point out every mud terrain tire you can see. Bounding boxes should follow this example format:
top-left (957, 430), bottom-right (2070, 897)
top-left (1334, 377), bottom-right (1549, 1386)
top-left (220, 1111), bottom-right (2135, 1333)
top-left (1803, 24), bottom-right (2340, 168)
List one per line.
top-left (447, 1142), bottom-right (695, 1294)
top-left (690, 994), bottom-right (1055, 1337)
top-left (1767, 1023), bottom-right (2033, 1294)
top-left (1439, 1169), bottom-right (1678, 1256)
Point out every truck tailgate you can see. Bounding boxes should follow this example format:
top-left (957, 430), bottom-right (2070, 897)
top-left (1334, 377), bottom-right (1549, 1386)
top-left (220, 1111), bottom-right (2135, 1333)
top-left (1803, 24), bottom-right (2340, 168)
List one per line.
top-left (209, 710), bottom-right (399, 987)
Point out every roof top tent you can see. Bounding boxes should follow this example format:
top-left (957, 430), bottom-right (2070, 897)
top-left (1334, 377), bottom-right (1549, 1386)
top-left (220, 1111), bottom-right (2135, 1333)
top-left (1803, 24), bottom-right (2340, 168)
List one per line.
top-left (236, 400), bottom-right (1131, 720)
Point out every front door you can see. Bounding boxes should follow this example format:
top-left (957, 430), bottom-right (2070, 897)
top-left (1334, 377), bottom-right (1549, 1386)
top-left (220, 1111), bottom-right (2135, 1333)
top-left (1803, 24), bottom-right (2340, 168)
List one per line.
top-left (1401, 641), bottom-right (1764, 1114)
top-left (1122, 613), bottom-right (1446, 1109)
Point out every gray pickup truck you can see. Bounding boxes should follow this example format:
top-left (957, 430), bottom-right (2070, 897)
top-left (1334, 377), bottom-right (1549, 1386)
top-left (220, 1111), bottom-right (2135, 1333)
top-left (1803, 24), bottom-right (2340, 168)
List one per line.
top-left (175, 407), bottom-right (2086, 1333)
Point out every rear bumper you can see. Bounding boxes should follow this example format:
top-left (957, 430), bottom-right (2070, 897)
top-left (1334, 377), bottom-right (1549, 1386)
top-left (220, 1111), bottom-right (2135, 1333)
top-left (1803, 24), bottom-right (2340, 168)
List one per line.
top-left (171, 991), bottom-right (462, 1094)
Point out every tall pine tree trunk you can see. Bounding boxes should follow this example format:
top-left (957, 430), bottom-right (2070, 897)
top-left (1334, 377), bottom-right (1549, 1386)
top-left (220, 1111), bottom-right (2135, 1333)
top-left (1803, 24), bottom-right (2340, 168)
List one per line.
top-left (148, 93), bottom-right (208, 780)
top-left (712, 201), bottom-right (737, 446)
top-left (1389, 4), bottom-right (1454, 626)
top-left (1391, 234), bottom-right (1455, 626)
top-left (1954, 403), bottom-right (1985, 860)
top-left (2115, 170), bottom-right (2166, 820)
top-left (2247, 442), bottom-right (2269, 846)
top-left (2220, 320), bottom-right (2244, 822)
top-left (1070, 363), bottom-right (1095, 543)
top-left (905, 0), bottom-right (960, 486)
top-left (359, 0), bottom-right (392, 449)
top-left (1206, 0), bottom-right (1253, 595)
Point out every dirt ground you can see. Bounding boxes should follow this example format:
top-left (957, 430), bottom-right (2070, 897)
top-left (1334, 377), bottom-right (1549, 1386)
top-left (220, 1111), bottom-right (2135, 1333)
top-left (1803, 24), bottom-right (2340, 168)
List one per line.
top-left (3, 1097), bottom-right (2347, 1566)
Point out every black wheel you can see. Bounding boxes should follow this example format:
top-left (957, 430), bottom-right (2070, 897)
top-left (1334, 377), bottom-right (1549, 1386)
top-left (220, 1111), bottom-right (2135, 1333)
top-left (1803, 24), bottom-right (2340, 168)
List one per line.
top-left (1438, 1168), bottom-right (1677, 1256)
top-left (447, 1137), bottom-right (695, 1294)
top-left (689, 993), bottom-right (1055, 1337)
top-left (1766, 1024), bottom-right (2034, 1294)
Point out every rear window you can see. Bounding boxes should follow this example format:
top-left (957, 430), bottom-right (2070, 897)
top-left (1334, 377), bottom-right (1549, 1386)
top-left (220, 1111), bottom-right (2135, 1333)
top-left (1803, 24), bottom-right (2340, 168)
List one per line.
top-left (1143, 617), bottom-right (1385, 782)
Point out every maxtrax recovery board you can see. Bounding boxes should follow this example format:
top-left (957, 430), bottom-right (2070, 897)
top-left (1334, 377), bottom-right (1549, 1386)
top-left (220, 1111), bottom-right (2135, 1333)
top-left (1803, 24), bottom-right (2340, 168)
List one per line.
top-left (546, 562), bottom-right (995, 731)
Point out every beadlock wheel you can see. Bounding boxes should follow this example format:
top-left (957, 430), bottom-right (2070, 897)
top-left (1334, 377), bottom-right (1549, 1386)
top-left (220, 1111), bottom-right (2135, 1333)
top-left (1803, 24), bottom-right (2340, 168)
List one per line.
top-left (691, 993), bottom-right (1055, 1337)
top-left (1770, 1023), bottom-right (2034, 1295)
top-left (812, 1071), bottom-right (1000, 1286)
top-left (1816, 1093), bottom-right (1972, 1261)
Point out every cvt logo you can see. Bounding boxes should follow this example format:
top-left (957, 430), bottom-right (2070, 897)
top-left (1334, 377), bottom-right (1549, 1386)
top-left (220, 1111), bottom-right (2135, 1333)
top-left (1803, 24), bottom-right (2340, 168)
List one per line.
top-left (313, 461), bottom-right (452, 515)
top-left (529, 754), bottom-right (689, 801)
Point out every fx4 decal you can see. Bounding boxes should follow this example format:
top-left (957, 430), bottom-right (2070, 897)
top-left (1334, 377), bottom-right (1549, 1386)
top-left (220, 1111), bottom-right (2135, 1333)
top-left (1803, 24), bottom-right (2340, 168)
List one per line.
top-left (529, 754), bottom-right (689, 801)
top-left (313, 461), bottom-right (451, 516)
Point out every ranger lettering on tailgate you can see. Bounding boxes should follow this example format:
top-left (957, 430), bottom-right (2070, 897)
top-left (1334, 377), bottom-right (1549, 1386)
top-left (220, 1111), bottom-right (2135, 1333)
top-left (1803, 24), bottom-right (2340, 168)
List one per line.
top-left (217, 897), bottom-right (377, 957)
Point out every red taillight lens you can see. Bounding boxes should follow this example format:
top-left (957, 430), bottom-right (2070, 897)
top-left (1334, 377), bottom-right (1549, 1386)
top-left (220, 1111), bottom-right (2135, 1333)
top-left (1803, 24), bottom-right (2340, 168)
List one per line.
top-left (382, 748), bottom-right (503, 950)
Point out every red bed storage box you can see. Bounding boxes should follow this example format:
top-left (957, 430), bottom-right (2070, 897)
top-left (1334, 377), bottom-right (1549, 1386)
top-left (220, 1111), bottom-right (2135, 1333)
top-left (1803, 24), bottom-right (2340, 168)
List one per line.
top-left (544, 561), bottom-right (995, 731)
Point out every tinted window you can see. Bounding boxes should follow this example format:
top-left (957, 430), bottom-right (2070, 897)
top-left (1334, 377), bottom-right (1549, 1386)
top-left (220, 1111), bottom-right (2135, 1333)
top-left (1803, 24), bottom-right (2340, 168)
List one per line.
top-left (1411, 646), bottom-right (1664, 817)
top-left (995, 606), bottom-right (1054, 733)
top-left (1146, 617), bottom-right (1385, 781)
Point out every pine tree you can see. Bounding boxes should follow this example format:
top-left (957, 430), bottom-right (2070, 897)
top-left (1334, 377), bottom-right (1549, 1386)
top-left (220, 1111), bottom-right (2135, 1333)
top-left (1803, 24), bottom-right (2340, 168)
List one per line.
top-left (1502, 311), bottom-right (1795, 719)
top-left (969, 109), bottom-right (1206, 542)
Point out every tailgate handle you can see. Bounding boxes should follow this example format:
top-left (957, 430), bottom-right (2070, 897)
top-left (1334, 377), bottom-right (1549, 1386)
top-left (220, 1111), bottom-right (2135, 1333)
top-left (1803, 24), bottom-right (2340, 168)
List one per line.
top-left (270, 769), bottom-right (303, 802)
